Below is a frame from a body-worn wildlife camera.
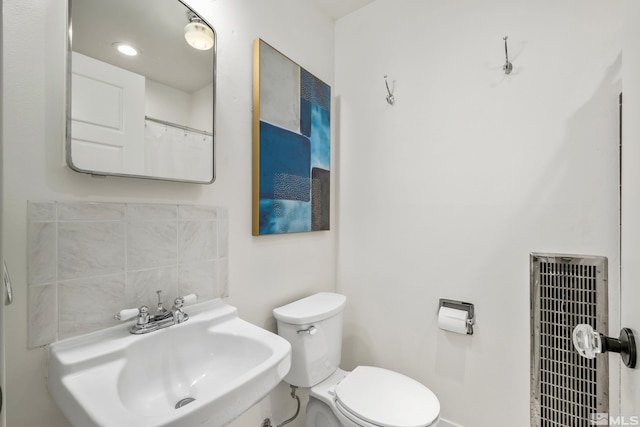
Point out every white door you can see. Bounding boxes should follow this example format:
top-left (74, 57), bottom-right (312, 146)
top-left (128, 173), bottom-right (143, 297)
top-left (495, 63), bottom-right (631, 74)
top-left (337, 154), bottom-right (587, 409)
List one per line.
top-left (70, 52), bottom-right (145, 175)
top-left (0, 261), bottom-right (7, 427)
top-left (1, 4), bottom-right (5, 424)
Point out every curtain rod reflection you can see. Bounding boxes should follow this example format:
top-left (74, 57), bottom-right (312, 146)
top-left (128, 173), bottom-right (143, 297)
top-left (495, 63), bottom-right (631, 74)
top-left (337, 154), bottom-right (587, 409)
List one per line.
top-left (145, 116), bottom-right (213, 137)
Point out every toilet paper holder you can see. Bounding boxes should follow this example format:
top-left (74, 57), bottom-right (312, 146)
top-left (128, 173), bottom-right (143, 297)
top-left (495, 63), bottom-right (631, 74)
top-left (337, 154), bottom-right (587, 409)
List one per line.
top-left (439, 299), bottom-right (475, 335)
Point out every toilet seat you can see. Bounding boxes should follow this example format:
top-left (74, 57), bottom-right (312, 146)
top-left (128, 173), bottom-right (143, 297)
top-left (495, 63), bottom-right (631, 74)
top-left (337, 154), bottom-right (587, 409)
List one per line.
top-left (334, 366), bottom-right (440, 427)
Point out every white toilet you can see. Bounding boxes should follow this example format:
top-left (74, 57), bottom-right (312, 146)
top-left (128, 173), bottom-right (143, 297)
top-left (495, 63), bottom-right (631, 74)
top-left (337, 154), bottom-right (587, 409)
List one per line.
top-left (273, 292), bottom-right (440, 427)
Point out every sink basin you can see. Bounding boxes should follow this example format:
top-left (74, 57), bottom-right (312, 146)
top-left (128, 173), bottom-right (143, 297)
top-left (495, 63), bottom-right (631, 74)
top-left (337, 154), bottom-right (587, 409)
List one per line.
top-left (48, 299), bottom-right (292, 427)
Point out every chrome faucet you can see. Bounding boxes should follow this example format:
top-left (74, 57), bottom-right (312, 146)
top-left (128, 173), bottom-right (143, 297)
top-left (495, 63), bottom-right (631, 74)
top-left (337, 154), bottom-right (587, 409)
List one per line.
top-left (153, 290), bottom-right (169, 319)
top-left (114, 291), bottom-right (197, 334)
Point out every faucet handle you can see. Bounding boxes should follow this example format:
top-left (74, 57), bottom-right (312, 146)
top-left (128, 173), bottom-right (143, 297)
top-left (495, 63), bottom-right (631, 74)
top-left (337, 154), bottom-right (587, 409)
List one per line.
top-left (572, 324), bottom-right (602, 359)
top-left (573, 324), bottom-right (637, 368)
top-left (182, 293), bottom-right (197, 305)
top-left (173, 294), bottom-right (197, 308)
top-left (136, 306), bottom-right (150, 325)
top-left (114, 307), bottom-right (140, 321)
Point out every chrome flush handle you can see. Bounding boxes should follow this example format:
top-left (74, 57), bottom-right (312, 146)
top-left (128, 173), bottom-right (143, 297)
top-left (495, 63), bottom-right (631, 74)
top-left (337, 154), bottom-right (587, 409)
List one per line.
top-left (297, 325), bottom-right (317, 335)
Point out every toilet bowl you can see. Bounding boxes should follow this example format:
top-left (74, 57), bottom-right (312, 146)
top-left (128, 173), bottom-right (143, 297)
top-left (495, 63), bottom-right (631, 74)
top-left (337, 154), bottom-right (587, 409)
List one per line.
top-left (307, 367), bottom-right (440, 427)
top-left (273, 293), bottom-right (440, 427)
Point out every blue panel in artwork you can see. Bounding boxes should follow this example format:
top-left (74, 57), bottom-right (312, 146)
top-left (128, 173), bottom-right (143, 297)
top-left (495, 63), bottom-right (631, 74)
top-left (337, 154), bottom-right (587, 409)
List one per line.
top-left (299, 68), bottom-right (331, 171)
top-left (259, 199), bottom-right (311, 234)
top-left (259, 121), bottom-right (311, 201)
top-left (310, 104), bottom-right (330, 170)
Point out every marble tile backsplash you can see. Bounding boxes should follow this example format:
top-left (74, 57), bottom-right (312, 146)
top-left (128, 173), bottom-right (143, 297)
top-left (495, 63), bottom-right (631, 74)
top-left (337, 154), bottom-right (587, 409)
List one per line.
top-left (27, 201), bottom-right (229, 348)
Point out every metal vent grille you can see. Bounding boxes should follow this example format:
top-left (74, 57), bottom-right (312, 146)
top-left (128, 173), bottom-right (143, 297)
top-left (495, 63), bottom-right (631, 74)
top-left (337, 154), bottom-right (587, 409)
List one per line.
top-left (530, 254), bottom-right (608, 427)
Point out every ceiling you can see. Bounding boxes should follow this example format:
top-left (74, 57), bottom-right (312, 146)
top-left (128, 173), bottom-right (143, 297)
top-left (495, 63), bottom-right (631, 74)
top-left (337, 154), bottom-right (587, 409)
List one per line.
top-left (310, 0), bottom-right (375, 20)
top-left (70, 0), bottom-right (374, 94)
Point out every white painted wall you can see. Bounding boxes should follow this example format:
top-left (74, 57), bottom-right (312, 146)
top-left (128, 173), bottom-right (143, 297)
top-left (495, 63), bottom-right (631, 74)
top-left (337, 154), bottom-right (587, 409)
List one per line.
top-left (335, 1), bottom-right (622, 426)
top-left (190, 82), bottom-right (215, 133)
top-left (146, 79), bottom-right (192, 126)
top-left (2, 0), bottom-right (335, 426)
top-left (145, 79), bottom-right (214, 133)
top-left (621, 0), bottom-right (640, 421)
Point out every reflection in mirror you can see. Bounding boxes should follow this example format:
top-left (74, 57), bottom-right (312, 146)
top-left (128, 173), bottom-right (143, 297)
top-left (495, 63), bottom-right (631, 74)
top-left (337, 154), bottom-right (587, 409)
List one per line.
top-left (67, 0), bottom-right (216, 183)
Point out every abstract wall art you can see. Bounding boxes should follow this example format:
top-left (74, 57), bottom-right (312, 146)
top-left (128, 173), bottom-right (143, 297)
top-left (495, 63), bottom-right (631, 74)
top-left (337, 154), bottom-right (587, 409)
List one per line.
top-left (252, 39), bottom-right (331, 235)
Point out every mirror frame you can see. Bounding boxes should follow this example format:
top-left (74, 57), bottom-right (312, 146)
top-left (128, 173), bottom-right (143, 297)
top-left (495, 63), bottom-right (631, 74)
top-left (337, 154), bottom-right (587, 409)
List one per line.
top-left (65, 0), bottom-right (217, 184)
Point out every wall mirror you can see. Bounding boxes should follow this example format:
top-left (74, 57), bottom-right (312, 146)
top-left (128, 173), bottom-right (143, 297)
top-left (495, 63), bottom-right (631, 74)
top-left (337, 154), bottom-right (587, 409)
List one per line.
top-left (67, 0), bottom-right (216, 183)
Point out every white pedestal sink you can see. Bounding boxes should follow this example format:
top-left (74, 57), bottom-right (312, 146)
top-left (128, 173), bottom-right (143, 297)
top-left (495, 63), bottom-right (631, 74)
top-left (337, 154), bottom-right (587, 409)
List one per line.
top-left (48, 299), bottom-right (292, 427)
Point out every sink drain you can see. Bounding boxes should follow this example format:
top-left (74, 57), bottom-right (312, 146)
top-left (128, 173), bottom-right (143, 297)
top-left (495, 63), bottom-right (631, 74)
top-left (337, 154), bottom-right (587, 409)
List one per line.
top-left (175, 397), bottom-right (196, 409)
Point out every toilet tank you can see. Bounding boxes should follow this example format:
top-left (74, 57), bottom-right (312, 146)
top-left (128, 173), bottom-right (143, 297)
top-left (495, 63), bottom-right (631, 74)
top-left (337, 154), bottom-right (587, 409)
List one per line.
top-left (273, 292), bottom-right (346, 387)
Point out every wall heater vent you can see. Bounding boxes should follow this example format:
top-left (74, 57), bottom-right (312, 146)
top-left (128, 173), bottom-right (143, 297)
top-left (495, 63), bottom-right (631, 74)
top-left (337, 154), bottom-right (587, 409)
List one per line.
top-left (530, 253), bottom-right (608, 427)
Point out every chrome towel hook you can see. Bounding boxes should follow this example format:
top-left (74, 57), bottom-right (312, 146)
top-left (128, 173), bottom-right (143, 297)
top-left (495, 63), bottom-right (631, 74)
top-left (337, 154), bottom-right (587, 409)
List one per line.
top-left (503, 36), bottom-right (513, 75)
top-left (384, 75), bottom-right (395, 105)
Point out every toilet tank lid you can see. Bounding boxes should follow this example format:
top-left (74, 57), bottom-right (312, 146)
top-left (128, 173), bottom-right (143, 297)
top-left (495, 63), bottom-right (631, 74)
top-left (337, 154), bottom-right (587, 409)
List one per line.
top-left (273, 292), bottom-right (346, 325)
